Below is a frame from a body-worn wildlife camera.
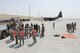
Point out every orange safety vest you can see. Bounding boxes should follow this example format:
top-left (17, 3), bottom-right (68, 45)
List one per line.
top-left (20, 31), bottom-right (24, 37)
top-left (13, 30), bottom-right (17, 37)
top-left (32, 29), bottom-right (36, 37)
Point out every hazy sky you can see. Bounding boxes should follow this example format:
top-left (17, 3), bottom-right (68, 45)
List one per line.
top-left (0, 0), bottom-right (80, 18)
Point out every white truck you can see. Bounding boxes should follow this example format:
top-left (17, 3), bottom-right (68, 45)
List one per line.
top-left (0, 17), bottom-right (21, 40)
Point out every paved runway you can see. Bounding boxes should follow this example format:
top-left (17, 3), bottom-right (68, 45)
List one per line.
top-left (0, 18), bottom-right (80, 53)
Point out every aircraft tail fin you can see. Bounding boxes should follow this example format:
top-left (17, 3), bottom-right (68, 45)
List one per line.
top-left (58, 11), bottom-right (62, 17)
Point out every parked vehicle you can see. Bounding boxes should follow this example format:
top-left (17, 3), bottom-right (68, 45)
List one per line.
top-left (0, 17), bottom-right (21, 40)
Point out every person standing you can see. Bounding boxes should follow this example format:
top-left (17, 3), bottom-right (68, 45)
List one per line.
top-left (35, 23), bottom-right (38, 33)
top-left (71, 22), bottom-right (75, 33)
top-left (28, 23), bottom-right (33, 38)
top-left (74, 22), bottom-right (76, 30)
top-left (12, 28), bottom-right (18, 44)
top-left (53, 22), bottom-right (55, 28)
top-left (19, 28), bottom-right (25, 46)
top-left (9, 28), bottom-right (14, 41)
top-left (25, 24), bottom-right (29, 39)
top-left (34, 24), bottom-right (36, 30)
top-left (38, 25), bottom-right (40, 34)
top-left (37, 25), bottom-right (40, 37)
top-left (72, 22), bottom-right (76, 33)
top-left (7, 23), bottom-right (11, 33)
top-left (41, 23), bottom-right (45, 38)
top-left (32, 27), bottom-right (37, 43)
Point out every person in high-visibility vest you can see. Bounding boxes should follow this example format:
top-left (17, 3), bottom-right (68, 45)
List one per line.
top-left (32, 27), bottom-right (37, 43)
top-left (12, 28), bottom-right (18, 44)
top-left (19, 28), bottom-right (25, 46)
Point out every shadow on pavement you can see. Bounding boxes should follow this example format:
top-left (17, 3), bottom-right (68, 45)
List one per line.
top-left (14, 45), bottom-right (22, 49)
top-left (5, 39), bottom-right (13, 44)
top-left (27, 42), bottom-right (36, 47)
top-left (9, 44), bottom-right (23, 49)
top-left (9, 44), bottom-right (17, 48)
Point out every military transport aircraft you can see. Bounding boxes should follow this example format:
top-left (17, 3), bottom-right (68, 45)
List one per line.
top-left (43, 11), bottom-right (62, 21)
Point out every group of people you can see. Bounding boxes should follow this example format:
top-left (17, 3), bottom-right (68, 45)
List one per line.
top-left (7, 18), bottom-right (45, 46)
top-left (66, 22), bottom-right (76, 33)
top-left (6, 18), bottom-right (77, 47)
